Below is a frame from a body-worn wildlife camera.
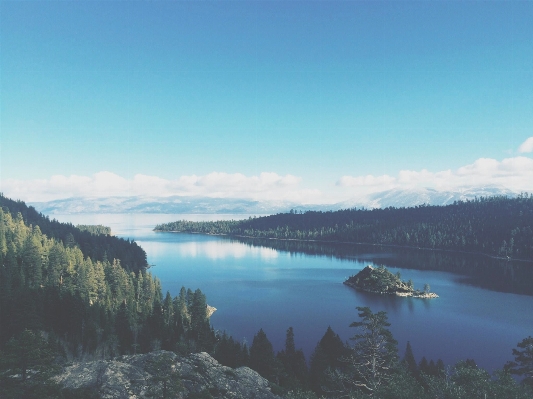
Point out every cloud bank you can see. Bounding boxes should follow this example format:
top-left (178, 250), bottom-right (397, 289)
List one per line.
top-left (518, 136), bottom-right (533, 153)
top-left (338, 156), bottom-right (533, 195)
top-left (1, 171), bottom-right (322, 203)
top-left (2, 155), bottom-right (532, 205)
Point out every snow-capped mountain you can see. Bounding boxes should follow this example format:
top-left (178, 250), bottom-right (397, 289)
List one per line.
top-left (29, 196), bottom-right (307, 215)
top-left (29, 186), bottom-right (519, 215)
top-left (336, 186), bottom-right (519, 210)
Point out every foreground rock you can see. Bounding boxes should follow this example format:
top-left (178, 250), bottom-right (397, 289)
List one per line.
top-left (344, 265), bottom-right (439, 298)
top-left (56, 350), bottom-right (280, 399)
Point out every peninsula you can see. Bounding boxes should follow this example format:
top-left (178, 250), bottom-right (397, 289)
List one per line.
top-left (344, 265), bottom-right (439, 298)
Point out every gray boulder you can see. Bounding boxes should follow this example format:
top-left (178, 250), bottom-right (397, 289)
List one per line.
top-left (56, 350), bottom-right (281, 399)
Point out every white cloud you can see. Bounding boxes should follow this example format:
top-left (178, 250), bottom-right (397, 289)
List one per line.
top-left (518, 137), bottom-right (533, 153)
top-left (0, 171), bottom-right (315, 203)
top-left (337, 156), bottom-right (533, 195)
top-left (3, 155), bottom-right (532, 205)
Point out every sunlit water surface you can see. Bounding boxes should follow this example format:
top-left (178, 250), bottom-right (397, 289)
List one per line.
top-left (53, 213), bottom-right (533, 372)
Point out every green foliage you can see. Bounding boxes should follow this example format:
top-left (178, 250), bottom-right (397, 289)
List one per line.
top-left (0, 194), bottom-right (147, 272)
top-left (0, 195), bottom-right (215, 362)
top-left (249, 328), bottom-right (280, 382)
top-left (506, 335), bottom-right (533, 387)
top-left (424, 360), bottom-right (533, 399)
top-left (402, 341), bottom-right (418, 377)
top-left (0, 329), bottom-right (62, 398)
top-left (309, 326), bottom-right (347, 394)
top-left (345, 307), bottom-right (399, 394)
top-left (372, 367), bottom-right (426, 399)
top-left (213, 332), bottom-right (249, 368)
top-left (345, 265), bottom-right (426, 295)
top-left (277, 327), bottom-right (309, 390)
top-left (157, 195), bottom-right (533, 261)
top-left (76, 225), bottom-right (112, 236)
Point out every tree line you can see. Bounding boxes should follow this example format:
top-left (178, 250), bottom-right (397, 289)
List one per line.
top-left (155, 194), bottom-right (533, 261)
top-left (212, 308), bottom-right (533, 399)
top-left (0, 194), bottom-right (147, 273)
top-left (76, 225), bottom-right (112, 236)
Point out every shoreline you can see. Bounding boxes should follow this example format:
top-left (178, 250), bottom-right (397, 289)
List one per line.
top-left (343, 281), bottom-right (439, 299)
top-left (153, 229), bottom-right (533, 264)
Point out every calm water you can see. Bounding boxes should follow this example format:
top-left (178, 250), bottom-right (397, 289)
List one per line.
top-left (53, 213), bottom-right (533, 372)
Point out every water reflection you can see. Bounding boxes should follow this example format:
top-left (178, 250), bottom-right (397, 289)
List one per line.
top-left (230, 237), bottom-right (533, 296)
top-left (175, 240), bottom-right (278, 260)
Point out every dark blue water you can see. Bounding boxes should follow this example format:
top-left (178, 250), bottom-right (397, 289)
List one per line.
top-left (55, 213), bottom-right (533, 373)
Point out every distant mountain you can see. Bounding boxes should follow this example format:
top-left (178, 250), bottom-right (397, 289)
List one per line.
top-left (29, 186), bottom-right (518, 215)
top-left (336, 186), bottom-right (518, 210)
top-left (29, 196), bottom-right (311, 215)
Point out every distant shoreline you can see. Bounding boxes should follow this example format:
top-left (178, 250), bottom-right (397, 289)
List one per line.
top-left (153, 229), bottom-right (533, 264)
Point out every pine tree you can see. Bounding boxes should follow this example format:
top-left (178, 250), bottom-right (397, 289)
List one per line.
top-left (506, 336), bottom-right (533, 387)
top-left (344, 307), bottom-right (398, 394)
top-left (309, 326), bottom-right (346, 394)
top-left (250, 328), bottom-right (278, 382)
top-left (277, 327), bottom-right (309, 390)
top-left (0, 329), bottom-right (61, 398)
top-left (402, 341), bottom-right (417, 376)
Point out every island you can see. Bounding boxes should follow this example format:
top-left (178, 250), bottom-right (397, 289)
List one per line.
top-left (344, 265), bottom-right (439, 298)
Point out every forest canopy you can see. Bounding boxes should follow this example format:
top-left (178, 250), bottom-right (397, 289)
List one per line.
top-left (155, 194), bottom-right (533, 261)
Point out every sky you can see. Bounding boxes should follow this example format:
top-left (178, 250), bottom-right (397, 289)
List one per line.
top-left (1, 1), bottom-right (532, 204)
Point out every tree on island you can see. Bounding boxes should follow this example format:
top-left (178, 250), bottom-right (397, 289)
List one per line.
top-left (424, 283), bottom-right (431, 294)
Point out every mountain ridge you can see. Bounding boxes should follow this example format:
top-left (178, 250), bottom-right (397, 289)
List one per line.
top-left (29, 186), bottom-right (519, 215)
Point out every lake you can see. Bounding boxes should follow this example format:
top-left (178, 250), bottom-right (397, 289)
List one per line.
top-left (53, 213), bottom-right (533, 373)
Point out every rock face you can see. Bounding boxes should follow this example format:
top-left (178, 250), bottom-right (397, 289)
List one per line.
top-left (344, 265), bottom-right (438, 298)
top-left (56, 351), bottom-right (281, 399)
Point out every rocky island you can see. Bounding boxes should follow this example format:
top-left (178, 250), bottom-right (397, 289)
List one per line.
top-left (55, 350), bottom-right (280, 399)
top-left (344, 265), bottom-right (439, 298)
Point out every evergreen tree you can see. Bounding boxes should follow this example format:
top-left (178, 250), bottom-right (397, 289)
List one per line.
top-left (344, 307), bottom-right (398, 394)
top-left (402, 341), bottom-right (417, 377)
top-left (418, 357), bottom-right (429, 375)
top-left (249, 328), bottom-right (279, 382)
top-left (506, 336), bottom-right (533, 388)
top-left (277, 327), bottom-right (309, 390)
top-left (309, 326), bottom-right (346, 394)
top-left (115, 302), bottom-right (133, 354)
top-left (0, 329), bottom-right (62, 398)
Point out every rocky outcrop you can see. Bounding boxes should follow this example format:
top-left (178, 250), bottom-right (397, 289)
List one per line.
top-left (344, 265), bottom-right (439, 298)
top-left (206, 305), bottom-right (217, 318)
top-left (56, 351), bottom-right (280, 399)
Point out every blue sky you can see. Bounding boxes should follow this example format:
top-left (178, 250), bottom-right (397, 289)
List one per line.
top-left (1, 1), bottom-right (532, 203)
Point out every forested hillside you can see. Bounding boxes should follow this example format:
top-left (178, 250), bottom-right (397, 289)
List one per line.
top-left (155, 195), bottom-right (533, 261)
top-left (0, 196), bottom-right (216, 381)
top-left (0, 195), bottom-right (146, 272)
